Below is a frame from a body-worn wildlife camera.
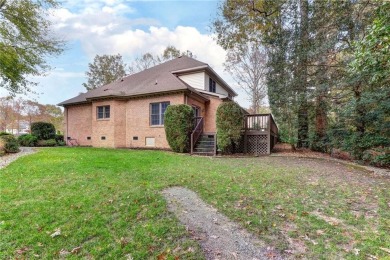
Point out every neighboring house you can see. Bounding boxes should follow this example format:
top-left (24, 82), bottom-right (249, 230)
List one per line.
top-left (59, 56), bottom-right (237, 153)
top-left (5, 120), bottom-right (30, 135)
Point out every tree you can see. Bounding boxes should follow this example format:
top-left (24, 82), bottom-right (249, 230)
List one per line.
top-left (82, 54), bottom-right (127, 90)
top-left (129, 46), bottom-right (195, 74)
top-left (213, 0), bottom-right (376, 150)
top-left (22, 100), bottom-right (40, 128)
top-left (131, 53), bottom-right (161, 73)
top-left (41, 104), bottom-right (63, 133)
top-left (344, 2), bottom-right (390, 160)
top-left (0, 0), bottom-right (64, 94)
top-left (224, 43), bottom-right (268, 114)
top-left (0, 97), bottom-right (13, 131)
top-left (162, 45), bottom-right (181, 61)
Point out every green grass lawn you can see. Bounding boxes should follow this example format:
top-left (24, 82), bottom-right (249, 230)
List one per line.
top-left (0, 148), bottom-right (389, 259)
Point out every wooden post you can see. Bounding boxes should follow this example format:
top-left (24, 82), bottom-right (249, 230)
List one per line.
top-left (190, 133), bottom-right (193, 155)
top-left (267, 114), bottom-right (271, 154)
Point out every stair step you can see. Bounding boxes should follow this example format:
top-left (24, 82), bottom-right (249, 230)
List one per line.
top-left (192, 152), bottom-right (215, 156)
top-left (196, 145), bottom-right (214, 149)
top-left (192, 132), bottom-right (216, 156)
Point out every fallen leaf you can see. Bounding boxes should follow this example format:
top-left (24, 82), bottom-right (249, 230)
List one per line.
top-left (50, 228), bottom-right (61, 238)
top-left (59, 249), bottom-right (70, 256)
top-left (120, 237), bottom-right (128, 248)
top-left (157, 252), bottom-right (167, 260)
top-left (353, 248), bottom-right (360, 255)
top-left (316, 230), bottom-right (325, 235)
top-left (15, 247), bottom-right (29, 255)
top-left (71, 246), bottom-right (82, 254)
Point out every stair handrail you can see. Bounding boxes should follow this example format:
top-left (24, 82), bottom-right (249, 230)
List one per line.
top-left (191, 117), bottom-right (203, 154)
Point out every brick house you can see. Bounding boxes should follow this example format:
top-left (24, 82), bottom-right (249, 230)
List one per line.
top-left (59, 56), bottom-right (237, 152)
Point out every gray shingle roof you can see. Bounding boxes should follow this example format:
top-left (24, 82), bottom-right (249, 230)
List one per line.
top-left (58, 56), bottom-right (230, 106)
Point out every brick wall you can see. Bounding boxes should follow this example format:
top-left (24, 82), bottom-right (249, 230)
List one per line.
top-left (91, 100), bottom-right (116, 147)
top-left (65, 104), bottom-right (92, 146)
top-left (204, 96), bottom-right (223, 133)
top-left (114, 100), bottom-right (127, 148)
top-left (126, 93), bottom-right (185, 149)
top-left (64, 92), bottom-right (222, 149)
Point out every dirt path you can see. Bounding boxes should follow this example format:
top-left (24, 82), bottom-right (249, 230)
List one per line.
top-left (162, 187), bottom-right (283, 260)
top-left (0, 147), bottom-right (37, 170)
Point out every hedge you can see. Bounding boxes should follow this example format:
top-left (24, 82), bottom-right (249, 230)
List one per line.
top-left (216, 101), bottom-right (245, 154)
top-left (18, 134), bottom-right (38, 147)
top-left (164, 104), bottom-right (194, 153)
top-left (31, 122), bottom-right (56, 140)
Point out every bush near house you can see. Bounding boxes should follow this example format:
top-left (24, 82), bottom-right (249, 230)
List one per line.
top-left (18, 134), bottom-right (38, 147)
top-left (216, 101), bottom-right (245, 154)
top-left (55, 134), bottom-right (64, 143)
top-left (164, 104), bottom-right (194, 153)
top-left (31, 122), bottom-right (56, 140)
top-left (37, 139), bottom-right (57, 147)
top-left (16, 123), bottom-right (64, 147)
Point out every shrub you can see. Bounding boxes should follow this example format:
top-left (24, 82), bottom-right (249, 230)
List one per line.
top-left (37, 139), bottom-right (57, 147)
top-left (18, 134), bottom-right (38, 147)
top-left (164, 104), bottom-right (194, 153)
top-left (31, 122), bottom-right (56, 140)
top-left (216, 101), bottom-right (245, 154)
top-left (363, 147), bottom-right (390, 168)
top-left (0, 134), bottom-right (20, 153)
top-left (55, 134), bottom-right (64, 144)
top-left (0, 132), bottom-right (11, 136)
top-left (57, 140), bottom-right (66, 146)
top-left (0, 138), bottom-right (5, 156)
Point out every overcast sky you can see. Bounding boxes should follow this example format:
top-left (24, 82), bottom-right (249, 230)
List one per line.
top-left (2, 0), bottom-right (250, 108)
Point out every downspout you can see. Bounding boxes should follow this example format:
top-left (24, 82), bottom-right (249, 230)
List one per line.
top-left (66, 107), bottom-right (69, 145)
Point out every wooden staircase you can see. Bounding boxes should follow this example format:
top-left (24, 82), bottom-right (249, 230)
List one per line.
top-left (192, 134), bottom-right (216, 156)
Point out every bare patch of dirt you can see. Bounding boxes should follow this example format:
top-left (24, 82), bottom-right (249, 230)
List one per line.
top-left (311, 211), bottom-right (358, 231)
top-left (162, 187), bottom-right (283, 260)
top-left (272, 143), bottom-right (390, 177)
top-left (279, 222), bottom-right (307, 256)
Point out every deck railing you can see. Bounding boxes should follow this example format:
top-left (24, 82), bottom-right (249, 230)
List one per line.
top-left (243, 114), bottom-right (278, 134)
top-left (191, 117), bottom-right (203, 154)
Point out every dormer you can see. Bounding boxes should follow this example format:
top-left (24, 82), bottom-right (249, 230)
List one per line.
top-left (172, 65), bottom-right (237, 99)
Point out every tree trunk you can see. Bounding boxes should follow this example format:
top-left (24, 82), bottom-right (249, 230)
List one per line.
top-left (297, 0), bottom-right (309, 148)
top-left (353, 85), bottom-right (365, 159)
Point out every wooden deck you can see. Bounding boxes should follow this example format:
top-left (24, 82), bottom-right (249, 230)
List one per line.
top-left (190, 114), bottom-right (278, 156)
top-left (239, 114), bottom-right (278, 155)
